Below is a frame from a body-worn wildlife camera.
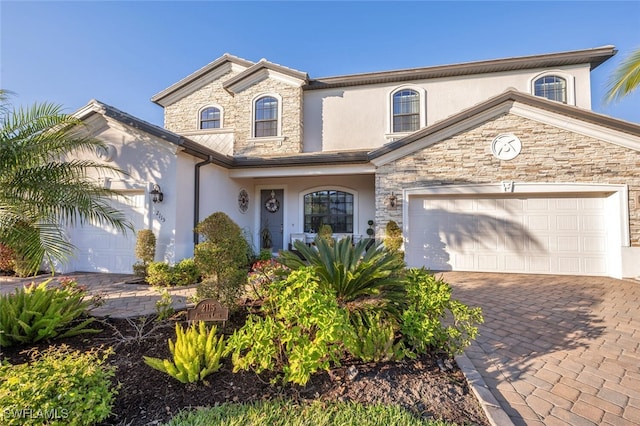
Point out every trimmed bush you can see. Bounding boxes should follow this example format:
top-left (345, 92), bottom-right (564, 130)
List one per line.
top-left (0, 344), bottom-right (117, 425)
top-left (146, 261), bottom-right (173, 287)
top-left (0, 279), bottom-right (100, 347)
top-left (135, 229), bottom-right (156, 264)
top-left (385, 220), bottom-right (403, 253)
top-left (194, 212), bottom-right (250, 309)
top-left (144, 321), bottom-right (225, 383)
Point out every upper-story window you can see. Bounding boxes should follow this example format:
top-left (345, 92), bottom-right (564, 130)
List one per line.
top-left (200, 107), bottom-right (221, 129)
top-left (533, 75), bottom-right (567, 103)
top-left (254, 96), bottom-right (279, 137)
top-left (393, 89), bottom-right (420, 133)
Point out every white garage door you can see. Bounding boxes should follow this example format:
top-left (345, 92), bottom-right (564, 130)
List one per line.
top-left (406, 194), bottom-right (610, 275)
top-left (70, 193), bottom-right (146, 273)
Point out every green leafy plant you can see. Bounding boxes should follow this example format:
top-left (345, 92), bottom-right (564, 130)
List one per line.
top-left (133, 229), bottom-right (156, 277)
top-left (226, 268), bottom-right (353, 386)
top-left (384, 220), bottom-right (403, 253)
top-left (258, 248), bottom-right (273, 261)
top-left (280, 237), bottom-right (407, 320)
top-left (0, 344), bottom-right (117, 425)
top-left (155, 288), bottom-right (174, 321)
top-left (317, 224), bottom-right (334, 246)
top-left (346, 312), bottom-right (409, 363)
top-left (0, 279), bottom-right (100, 347)
top-left (195, 212), bottom-right (250, 309)
top-left (400, 268), bottom-right (483, 356)
top-left (146, 261), bottom-right (172, 286)
top-left (246, 258), bottom-right (290, 302)
top-left (144, 321), bottom-right (225, 384)
top-left (172, 258), bottom-right (199, 286)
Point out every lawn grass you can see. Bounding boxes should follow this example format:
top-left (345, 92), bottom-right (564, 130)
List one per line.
top-left (163, 399), bottom-right (454, 425)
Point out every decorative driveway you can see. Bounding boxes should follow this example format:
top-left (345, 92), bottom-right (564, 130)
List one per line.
top-left (443, 272), bottom-right (640, 426)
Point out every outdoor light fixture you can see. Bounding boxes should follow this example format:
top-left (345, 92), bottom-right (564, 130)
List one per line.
top-left (150, 184), bottom-right (164, 203)
top-left (388, 192), bottom-right (397, 208)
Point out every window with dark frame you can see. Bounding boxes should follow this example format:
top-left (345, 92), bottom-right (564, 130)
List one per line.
top-left (254, 96), bottom-right (278, 137)
top-left (303, 190), bottom-right (354, 233)
top-left (393, 89), bottom-right (420, 132)
top-left (534, 76), bottom-right (567, 103)
top-left (200, 107), bottom-right (221, 129)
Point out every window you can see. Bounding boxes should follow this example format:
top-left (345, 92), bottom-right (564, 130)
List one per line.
top-left (393, 89), bottom-right (420, 132)
top-left (200, 107), bottom-right (221, 129)
top-left (534, 76), bottom-right (567, 103)
top-left (304, 190), bottom-right (354, 233)
top-left (254, 96), bottom-right (278, 137)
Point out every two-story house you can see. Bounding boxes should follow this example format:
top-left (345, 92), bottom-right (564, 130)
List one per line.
top-left (66, 45), bottom-right (640, 279)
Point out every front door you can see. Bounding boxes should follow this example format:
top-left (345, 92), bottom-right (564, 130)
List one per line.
top-left (260, 189), bottom-right (284, 251)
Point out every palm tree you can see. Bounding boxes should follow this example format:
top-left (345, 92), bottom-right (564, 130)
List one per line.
top-left (0, 90), bottom-right (132, 276)
top-left (605, 47), bottom-right (640, 103)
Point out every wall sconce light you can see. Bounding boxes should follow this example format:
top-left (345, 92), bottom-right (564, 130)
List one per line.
top-left (150, 184), bottom-right (164, 203)
top-left (388, 192), bottom-right (397, 208)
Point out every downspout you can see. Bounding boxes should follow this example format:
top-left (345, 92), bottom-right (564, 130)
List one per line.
top-left (194, 156), bottom-right (214, 249)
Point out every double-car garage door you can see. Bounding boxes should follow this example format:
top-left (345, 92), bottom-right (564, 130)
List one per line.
top-left (406, 192), bottom-right (615, 276)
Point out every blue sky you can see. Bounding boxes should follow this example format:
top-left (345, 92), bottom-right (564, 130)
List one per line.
top-left (2, 1), bottom-right (639, 126)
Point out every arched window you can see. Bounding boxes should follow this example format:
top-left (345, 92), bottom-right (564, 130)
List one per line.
top-left (534, 76), bottom-right (567, 103)
top-left (199, 107), bottom-right (221, 129)
top-left (254, 96), bottom-right (278, 137)
top-left (303, 190), bottom-right (354, 233)
top-left (392, 89), bottom-right (420, 132)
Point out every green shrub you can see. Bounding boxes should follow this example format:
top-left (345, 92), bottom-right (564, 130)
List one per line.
top-left (258, 248), bottom-right (273, 261)
top-left (0, 279), bottom-right (100, 347)
top-left (146, 261), bottom-right (173, 286)
top-left (317, 224), bottom-right (334, 245)
top-left (226, 268), bottom-right (352, 386)
top-left (172, 258), bottom-right (199, 286)
top-left (246, 259), bottom-right (290, 302)
top-left (346, 312), bottom-right (409, 363)
top-left (135, 229), bottom-right (156, 264)
top-left (385, 220), bottom-right (403, 253)
top-left (280, 237), bottom-right (407, 320)
top-left (0, 344), bottom-right (117, 425)
top-left (194, 212), bottom-right (250, 309)
top-left (144, 321), bottom-right (225, 384)
top-left (400, 269), bottom-right (483, 356)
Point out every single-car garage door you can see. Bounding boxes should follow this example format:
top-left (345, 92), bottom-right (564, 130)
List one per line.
top-left (406, 194), bottom-right (612, 276)
top-left (69, 193), bottom-right (146, 273)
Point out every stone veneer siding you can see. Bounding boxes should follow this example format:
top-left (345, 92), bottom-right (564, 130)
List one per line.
top-left (163, 72), bottom-right (303, 157)
top-left (375, 113), bottom-right (640, 247)
top-left (232, 79), bottom-right (303, 156)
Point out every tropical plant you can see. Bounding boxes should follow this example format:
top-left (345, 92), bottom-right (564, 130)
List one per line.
top-left (0, 279), bottom-right (100, 347)
top-left (143, 321), bottom-right (226, 384)
top-left (226, 268), bottom-right (352, 386)
top-left (400, 268), bottom-right (483, 356)
top-left (0, 242), bottom-right (15, 272)
top-left (279, 237), bottom-right (407, 319)
top-left (347, 311), bottom-right (409, 363)
top-left (194, 212), bottom-right (250, 309)
top-left (0, 344), bottom-right (118, 425)
top-left (605, 47), bottom-right (640, 103)
top-left (0, 90), bottom-right (131, 275)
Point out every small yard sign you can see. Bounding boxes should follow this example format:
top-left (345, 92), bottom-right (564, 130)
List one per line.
top-left (187, 298), bottom-right (229, 325)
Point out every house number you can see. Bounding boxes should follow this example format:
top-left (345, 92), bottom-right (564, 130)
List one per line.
top-left (154, 210), bottom-right (166, 223)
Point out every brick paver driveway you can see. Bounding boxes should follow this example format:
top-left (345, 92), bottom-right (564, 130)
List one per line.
top-left (442, 272), bottom-right (640, 425)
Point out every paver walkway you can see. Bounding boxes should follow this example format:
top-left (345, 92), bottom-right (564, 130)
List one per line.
top-left (0, 272), bottom-right (196, 318)
top-left (442, 272), bottom-right (640, 426)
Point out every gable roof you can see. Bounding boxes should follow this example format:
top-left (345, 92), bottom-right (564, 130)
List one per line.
top-left (305, 45), bottom-right (617, 90)
top-left (74, 100), bottom-right (235, 168)
top-left (151, 53), bottom-right (254, 106)
top-left (223, 59), bottom-right (308, 93)
top-left (369, 89), bottom-right (640, 166)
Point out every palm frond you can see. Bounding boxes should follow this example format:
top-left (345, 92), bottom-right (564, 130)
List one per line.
top-left (605, 47), bottom-right (640, 103)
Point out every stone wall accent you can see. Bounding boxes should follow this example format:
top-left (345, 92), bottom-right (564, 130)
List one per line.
top-left (232, 79), bottom-right (303, 156)
top-left (164, 69), bottom-right (239, 134)
top-left (163, 72), bottom-right (303, 157)
top-left (375, 113), bottom-right (640, 247)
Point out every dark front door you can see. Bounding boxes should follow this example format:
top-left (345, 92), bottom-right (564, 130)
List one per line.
top-left (260, 189), bottom-right (284, 251)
